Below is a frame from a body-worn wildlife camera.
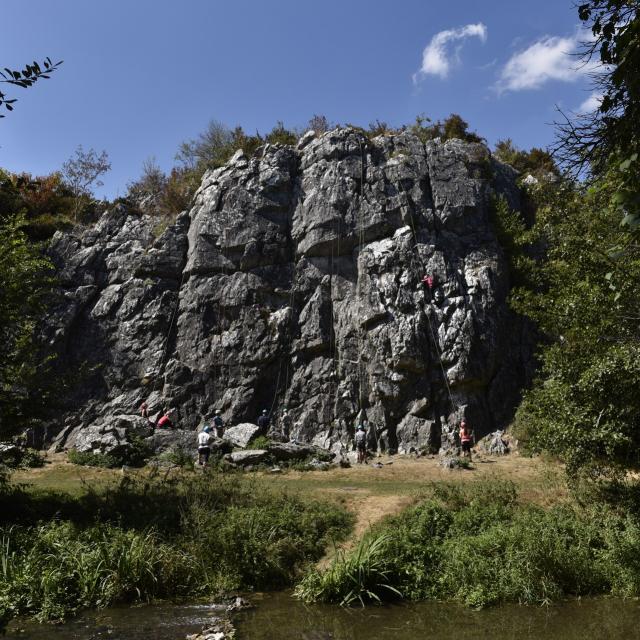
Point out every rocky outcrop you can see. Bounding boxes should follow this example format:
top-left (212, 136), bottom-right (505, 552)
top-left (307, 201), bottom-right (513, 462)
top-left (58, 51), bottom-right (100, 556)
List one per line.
top-left (223, 423), bottom-right (262, 449)
top-left (44, 128), bottom-right (534, 455)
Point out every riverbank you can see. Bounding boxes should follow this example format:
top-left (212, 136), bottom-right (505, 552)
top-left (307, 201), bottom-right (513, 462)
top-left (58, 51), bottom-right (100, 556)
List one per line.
top-left (5, 450), bottom-right (621, 631)
top-left (0, 468), bottom-right (351, 628)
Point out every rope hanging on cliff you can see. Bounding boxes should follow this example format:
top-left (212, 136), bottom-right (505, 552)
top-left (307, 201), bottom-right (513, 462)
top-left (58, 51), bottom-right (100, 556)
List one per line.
top-left (406, 204), bottom-right (456, 410)
top-left (153, 266), bottom-right (189, 398)
top-left (330, 199), bottom-right (343, 422)
top-left (356, 139), bottom-right (367, 410)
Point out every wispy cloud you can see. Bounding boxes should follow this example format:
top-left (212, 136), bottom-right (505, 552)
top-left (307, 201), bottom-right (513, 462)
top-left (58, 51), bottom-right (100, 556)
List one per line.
top-left (496, 32), bottom-right (592, 93)
top-left (577, 91), bottom-right (603, 113)
top-left (413, 23), bottom-right (487, 83)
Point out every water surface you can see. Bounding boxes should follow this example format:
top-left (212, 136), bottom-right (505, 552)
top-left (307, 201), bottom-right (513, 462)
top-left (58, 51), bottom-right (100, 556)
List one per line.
top-left (7, 592), bottom-right (640, 639)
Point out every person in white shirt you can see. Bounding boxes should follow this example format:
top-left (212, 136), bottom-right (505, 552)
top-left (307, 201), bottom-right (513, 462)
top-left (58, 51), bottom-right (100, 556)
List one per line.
top-left (197, 426), bottom-right (213, 466)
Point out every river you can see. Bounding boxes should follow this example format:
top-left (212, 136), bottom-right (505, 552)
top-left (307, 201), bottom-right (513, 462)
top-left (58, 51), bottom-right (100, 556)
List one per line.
top-left (6, 592), bottom-right (640, 639)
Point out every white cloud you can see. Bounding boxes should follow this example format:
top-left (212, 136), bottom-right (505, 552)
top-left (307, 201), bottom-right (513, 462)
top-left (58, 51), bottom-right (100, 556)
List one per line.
top-left (577, 91), bottom-right (603, 113)
top-left (496, 33), bottom-right (591, 93)
top-left (413, 23), bottom-right (487, 83)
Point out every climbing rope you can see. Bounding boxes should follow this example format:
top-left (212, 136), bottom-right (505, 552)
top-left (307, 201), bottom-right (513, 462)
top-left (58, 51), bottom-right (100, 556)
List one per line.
top-left (153, 264), bottom-right (189, 399)
top-left (405, 201), bottom-right (456, 410)
top-left (356, 139), bottom-right (368, 410)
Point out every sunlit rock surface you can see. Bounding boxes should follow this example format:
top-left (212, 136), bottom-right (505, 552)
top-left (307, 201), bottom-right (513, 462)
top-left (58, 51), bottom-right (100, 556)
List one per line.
top-left (45, 128), bottom-right (534, 454)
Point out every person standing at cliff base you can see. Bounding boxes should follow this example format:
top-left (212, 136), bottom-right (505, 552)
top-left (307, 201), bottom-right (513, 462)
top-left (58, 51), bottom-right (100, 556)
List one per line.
top-left (198, 425), bottom-right (212, 466)
top-left (257, 409), bottom-right (270, 433)
top-left (459, 419), bottom-right (474, 462)
top-left (355, 424), bottom-right (367, 464)
top-left (212, 409), bottom-right (224, 438)
top-left (280, 407), bottom-right (292, 441)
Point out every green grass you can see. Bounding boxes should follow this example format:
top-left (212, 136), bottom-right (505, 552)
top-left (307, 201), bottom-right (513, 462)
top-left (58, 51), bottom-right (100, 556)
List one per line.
top-left (0, 471), bottom-right (353, 625)
top-left (296, 479), bottom-right (640, 608)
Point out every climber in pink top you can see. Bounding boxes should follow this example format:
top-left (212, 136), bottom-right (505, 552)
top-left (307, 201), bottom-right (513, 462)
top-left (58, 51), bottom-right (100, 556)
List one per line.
top-left (459, 419), bottom-right (474, 461)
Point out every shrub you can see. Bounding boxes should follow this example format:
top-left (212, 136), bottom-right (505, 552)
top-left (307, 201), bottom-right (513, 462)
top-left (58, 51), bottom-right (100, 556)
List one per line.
top-left (158, 447), bottom-right (194, 469)
top-left (247, 435), bottom-right (271, 450)
top-left (409, 113), bottom-right (483, 144)
top-left (67, 437), bottom-right (151, 469)
top-left (297, 480), bottom-right (640, 608)
top-left (0, 472), bottom-right (352, 624)
top-left (18, 449), bottom-right (45, 469)
top-left (68, 449), bottom-right (118, 468)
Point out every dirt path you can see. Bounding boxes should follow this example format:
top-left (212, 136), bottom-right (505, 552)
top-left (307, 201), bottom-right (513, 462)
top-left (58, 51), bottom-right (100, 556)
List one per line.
top-left (316, 491), bottom-right (413, 568)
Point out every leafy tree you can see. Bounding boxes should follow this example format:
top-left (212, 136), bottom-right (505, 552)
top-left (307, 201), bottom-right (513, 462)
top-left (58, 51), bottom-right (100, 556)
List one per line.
top-left (264, 121), bottom-right (298, 146)
top-left (554, 2), bottom-right (640, 233)
top-left (509, 179), bottom-right (640, 475)
top-left (0, 210), bottom-right (55, 439)
top-left (409, 113), bottom-right (483, 144)
top-left (442, 114), bottom-right (484, 143)
top-left (0, 57), bottom-right (62, 117)
top-left (175, 119), bottom-right (235, 170)
top-left (494, 139), bottom-right (560, 178)
top-left (126, 156), bottom-right (167, 214)
top-left (0, 169), bottom-right (75, 240)
top-left (61, 146), bottom-right (111, 221)
top-left (307, 114), bottom-right (332, 134)
top-left (555, 1), bottom-right (639, 172)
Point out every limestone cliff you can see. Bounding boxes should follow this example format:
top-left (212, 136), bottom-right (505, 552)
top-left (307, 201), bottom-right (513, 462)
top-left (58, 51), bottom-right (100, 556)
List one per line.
top-left (45, 127), bottom-right (534, 455)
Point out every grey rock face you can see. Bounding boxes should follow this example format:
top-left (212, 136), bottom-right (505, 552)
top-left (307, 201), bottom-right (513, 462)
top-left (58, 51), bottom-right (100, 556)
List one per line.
top-left (45, 128), bottom-right (533, 455)
top-left (0, 443), bottom-right (22, 465)
top-left (227, 449), bottom-right (269, 466)
top-left (267, 441), bottom-right (332, 462)
top-left (223, 423), bottom-right (261, 449)
top-left (477, 430), bottom-right (510, 456)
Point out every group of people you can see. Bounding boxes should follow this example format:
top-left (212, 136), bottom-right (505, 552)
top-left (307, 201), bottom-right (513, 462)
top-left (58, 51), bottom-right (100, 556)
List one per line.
top-left (354, 418), bottom-right (475, 464)
top-left (140, 399), bottom-right (475, 467)
top-left (197, 408), bottom-right (276, 467)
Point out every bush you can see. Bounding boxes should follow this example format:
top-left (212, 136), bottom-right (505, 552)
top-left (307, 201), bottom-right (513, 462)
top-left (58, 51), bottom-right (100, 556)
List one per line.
top-left (297, 480), bottom-right (640, 608)
top-left (247, 435), bottom-right (271, 450)
top-left (409, 113), bottom-right (483, 144)
top-left (0, 472), bottom-right (352, 624)
top-left (68, 437), bottom-right (152, 469)
top-left (68, 449), bottom-right (119, 468)
top-left (18, 449), bottom-right (45, 469)
top-left (157, 447), bottom-right (194, 469)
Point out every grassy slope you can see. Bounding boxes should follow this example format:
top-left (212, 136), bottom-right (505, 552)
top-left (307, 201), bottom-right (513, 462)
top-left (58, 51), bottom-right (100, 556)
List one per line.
top-left (12, 452), bottom-right (568, 555)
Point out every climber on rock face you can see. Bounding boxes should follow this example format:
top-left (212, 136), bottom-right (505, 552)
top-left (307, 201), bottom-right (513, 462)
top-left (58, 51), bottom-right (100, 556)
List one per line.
top-left (139, 401), bottom-right (149, 419)
top-left (257, 409), bottom-right (270, 433)
top-left (422, 275), bottom-right (435, 302)
top-left (156, 408), bottom-right (175, 429)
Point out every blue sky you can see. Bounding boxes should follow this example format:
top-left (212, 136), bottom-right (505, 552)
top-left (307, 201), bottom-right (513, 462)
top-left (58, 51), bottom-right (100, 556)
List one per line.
top-left (1, 0), bottom-right (599, 199)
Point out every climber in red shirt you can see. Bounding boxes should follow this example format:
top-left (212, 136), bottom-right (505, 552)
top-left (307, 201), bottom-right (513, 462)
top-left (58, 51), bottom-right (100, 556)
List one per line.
top-left (156, 408), bottom-right (175, 429)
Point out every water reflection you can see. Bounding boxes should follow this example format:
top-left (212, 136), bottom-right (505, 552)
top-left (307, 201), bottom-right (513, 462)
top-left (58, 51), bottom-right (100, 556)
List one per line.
top-left (6, 593), bottom-right (640, 640)
top-left (236, 592), bottom-right (640, 640)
